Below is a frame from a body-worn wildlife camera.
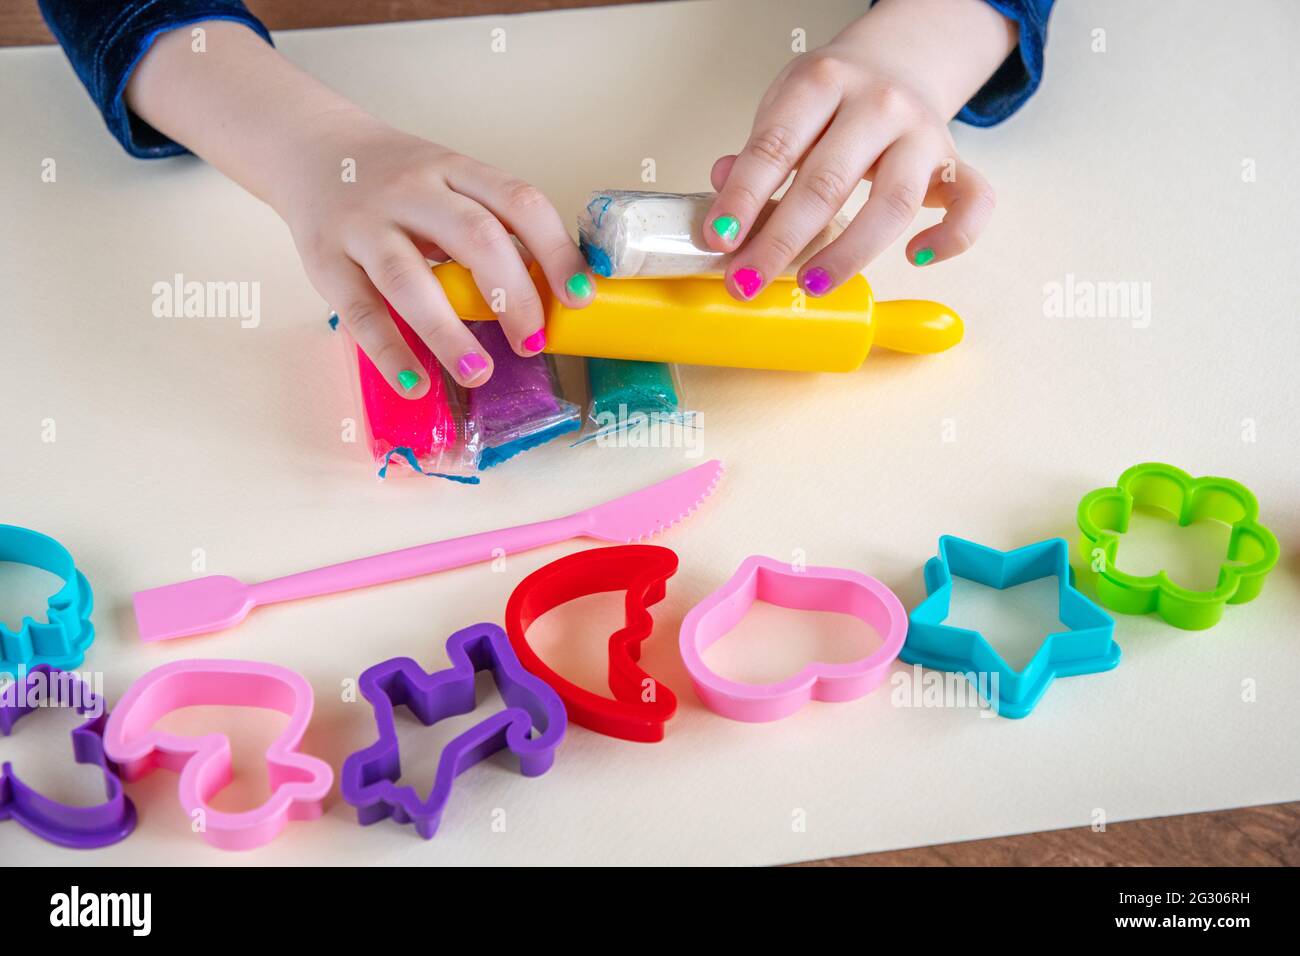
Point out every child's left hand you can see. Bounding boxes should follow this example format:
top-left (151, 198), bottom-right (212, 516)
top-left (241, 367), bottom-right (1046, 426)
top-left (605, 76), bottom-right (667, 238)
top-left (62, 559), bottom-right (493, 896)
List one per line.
top-left (703, 0), bottom-right (1015, 300)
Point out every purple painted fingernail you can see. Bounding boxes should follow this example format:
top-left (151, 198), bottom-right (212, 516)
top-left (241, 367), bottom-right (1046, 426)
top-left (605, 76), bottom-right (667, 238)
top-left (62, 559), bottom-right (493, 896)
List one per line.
top-left (801, 267), bottom-right (833, 296)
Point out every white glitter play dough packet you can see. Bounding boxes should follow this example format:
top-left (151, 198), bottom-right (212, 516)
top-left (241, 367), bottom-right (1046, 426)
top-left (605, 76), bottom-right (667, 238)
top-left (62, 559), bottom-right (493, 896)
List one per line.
top-left (578, 189), bottom-right (844, 278)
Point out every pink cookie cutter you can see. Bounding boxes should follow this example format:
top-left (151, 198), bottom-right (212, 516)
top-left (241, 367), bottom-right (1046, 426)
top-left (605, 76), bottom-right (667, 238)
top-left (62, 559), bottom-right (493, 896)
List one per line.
top-left (679, 556), bottom-right (907, 722)
top-left (102, 659), bottom-right (333, 851)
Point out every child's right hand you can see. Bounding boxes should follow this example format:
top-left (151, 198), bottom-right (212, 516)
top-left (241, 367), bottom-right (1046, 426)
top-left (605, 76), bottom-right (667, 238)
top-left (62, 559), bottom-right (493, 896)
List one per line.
top-left (276, 112), bottom-right (595, 396)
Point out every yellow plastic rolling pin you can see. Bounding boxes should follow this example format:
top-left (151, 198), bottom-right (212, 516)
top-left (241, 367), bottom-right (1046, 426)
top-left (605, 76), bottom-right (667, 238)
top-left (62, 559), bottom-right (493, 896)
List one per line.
top-left (430, 261), bottom-right (962, 372)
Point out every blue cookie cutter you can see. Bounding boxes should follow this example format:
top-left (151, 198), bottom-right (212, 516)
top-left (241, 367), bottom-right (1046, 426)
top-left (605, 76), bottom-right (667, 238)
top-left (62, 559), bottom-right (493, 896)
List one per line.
top-left (1, 664), bottom-right (137, 848)
top-left (341, 622), bottom-right (566, 839)
top-left (0, 525), bottom-right (95, 675)
top-left (901, 536), bottom-right (1119, 719)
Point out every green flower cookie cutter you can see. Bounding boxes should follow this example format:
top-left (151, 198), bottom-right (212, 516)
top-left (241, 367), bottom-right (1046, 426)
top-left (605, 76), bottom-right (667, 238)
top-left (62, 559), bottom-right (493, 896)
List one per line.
top-left (1076, 463), bottom-right (1279, 630)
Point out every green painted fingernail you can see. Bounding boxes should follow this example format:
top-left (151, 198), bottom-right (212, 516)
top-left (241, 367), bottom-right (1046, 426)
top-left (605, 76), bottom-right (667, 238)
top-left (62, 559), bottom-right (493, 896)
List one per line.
top-left (913, 248), bottom-right (935, 266)
top-left (711, 215), bottom-right (740, 242)
top-left (397, 369), bottom-right (420, 391)
top-left (566, 272), bottom-right (593, 298)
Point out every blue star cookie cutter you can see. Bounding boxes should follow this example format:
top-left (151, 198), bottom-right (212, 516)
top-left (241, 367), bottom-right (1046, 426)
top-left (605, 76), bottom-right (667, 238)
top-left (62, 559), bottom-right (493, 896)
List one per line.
top-left (341, 622), bottom-right (566, 839)
top-left (1, 525), bottom-right (95, 675)
top-left (901, 536), bottom-right (1119, 719)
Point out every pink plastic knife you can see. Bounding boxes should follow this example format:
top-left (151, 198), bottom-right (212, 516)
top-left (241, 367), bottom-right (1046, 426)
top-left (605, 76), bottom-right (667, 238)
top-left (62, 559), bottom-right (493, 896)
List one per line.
top-left (133, 459), bottom-right (723, 642)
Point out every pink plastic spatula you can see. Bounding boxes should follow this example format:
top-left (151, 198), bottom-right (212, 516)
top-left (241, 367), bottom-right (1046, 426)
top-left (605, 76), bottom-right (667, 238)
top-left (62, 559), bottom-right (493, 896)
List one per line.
top-left (133, 459), bottom-right (724, 642)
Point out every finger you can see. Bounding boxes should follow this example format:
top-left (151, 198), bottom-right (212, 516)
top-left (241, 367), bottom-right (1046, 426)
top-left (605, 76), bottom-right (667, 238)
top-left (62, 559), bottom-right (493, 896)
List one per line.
top-left (444, 164), bottom-right (595, 314)
top-left (413, 239), bottom-right (451, 263)
top-left (797, 135), bottom-right (934, 293)
top-left (710, 154), bottom-right (737, 193)
top-left (725, 118), bottom-right (891, 298)
top-left (345, 229), bottom-right (492, 387)
top-left (905, 161), bottom-right (996, 266)
top-left (703, 84), bottom-right (837, 253)
top-left (400, 193), bottom-right (548, 357)
top-left (309, 256), bottom-right (433, 399)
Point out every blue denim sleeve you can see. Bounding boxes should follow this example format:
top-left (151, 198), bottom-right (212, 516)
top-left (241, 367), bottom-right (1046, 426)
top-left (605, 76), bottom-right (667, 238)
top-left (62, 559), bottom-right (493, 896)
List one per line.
top-left (869, 0), bottom-right (1054, 126)
top-left (956, 0), bottom-right (1054, 127)
top-left (38, 0), bottom-right (273, 158)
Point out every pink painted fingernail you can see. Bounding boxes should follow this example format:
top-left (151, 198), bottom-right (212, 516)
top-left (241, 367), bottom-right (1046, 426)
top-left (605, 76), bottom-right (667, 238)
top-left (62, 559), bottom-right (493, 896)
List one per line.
top-left (523, 328), bottom-right (546, 353)
top-left (458, 351), bottom-right (488, 381)
top-left (801, 267), bottom-right (833, 296)
top-left (732, 267), bottom-right (763, 299)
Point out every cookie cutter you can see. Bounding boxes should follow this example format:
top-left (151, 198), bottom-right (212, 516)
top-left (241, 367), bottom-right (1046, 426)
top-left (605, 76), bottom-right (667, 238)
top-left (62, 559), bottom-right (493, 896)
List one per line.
top-left (901, 536), bottom-right (1119, 719)
top-left (102, 659), bottom-right (333, 851)
top-left (505, 545), bottom-right (679, 742)
top-left (1, 665), bottom-right (136, 848)
top-left (341, 622), bottom-right (566, 839)
top-left (1077, 462), bottom-right (1279, 630)
top-left (679, 555), bottom-right (907, 722)
top-left (0, 525), bottom-right (95, 675)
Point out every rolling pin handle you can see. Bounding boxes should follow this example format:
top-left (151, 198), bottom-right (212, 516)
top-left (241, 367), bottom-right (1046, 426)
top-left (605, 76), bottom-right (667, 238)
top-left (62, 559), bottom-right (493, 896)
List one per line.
top-left (872, 299), bottom-right (964, 355)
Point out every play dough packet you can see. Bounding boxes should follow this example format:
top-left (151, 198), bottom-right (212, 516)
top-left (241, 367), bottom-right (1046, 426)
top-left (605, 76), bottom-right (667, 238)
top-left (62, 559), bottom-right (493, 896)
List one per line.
top-left (574, 357), bottom-right (701, 448)
top-left (463, 320), bottom-right (580, 469)
top-left (578, 189), bottom-right (844, 278)
top-left (339, 305), bottom-right (481, 482)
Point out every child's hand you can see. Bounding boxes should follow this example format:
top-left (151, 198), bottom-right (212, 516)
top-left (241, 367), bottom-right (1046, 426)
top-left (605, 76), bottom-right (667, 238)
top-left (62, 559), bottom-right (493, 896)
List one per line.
top-left (125, 21), bottom-right (593, 397)
top-left (277, 114), bottom-right (594, 395)
top-left (704, 0), bottom-right (1016, 299)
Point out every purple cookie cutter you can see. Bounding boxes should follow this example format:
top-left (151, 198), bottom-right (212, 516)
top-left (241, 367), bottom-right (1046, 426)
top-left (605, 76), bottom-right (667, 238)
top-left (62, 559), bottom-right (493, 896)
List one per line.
top-left (0, 664), bottom-right (137, 848)
top-left (341, 622), bottom-right (566, 839)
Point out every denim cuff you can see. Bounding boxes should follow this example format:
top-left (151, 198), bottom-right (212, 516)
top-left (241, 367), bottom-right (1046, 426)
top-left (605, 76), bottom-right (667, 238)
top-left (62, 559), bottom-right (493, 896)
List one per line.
top-left (955, 0), bottom-right (1051, 127)
top-left (39, 1), bottom-right (273, 158)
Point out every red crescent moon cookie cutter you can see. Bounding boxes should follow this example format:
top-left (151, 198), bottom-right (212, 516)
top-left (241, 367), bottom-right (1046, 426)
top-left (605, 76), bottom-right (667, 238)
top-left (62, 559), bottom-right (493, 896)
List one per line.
top-left (505, 545), bottom-right (678, 743)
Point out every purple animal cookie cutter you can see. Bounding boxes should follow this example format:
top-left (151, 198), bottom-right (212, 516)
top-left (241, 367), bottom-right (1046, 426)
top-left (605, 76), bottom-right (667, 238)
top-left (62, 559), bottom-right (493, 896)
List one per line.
top-left (341, 622), bottom-right (566, 839)
top-left (0, 665), bottom-right (137, 848)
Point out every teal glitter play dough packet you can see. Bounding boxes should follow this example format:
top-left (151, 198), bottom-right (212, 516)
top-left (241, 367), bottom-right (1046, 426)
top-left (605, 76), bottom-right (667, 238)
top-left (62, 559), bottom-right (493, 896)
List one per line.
top-left (574, 357), bottom-right (701, 447)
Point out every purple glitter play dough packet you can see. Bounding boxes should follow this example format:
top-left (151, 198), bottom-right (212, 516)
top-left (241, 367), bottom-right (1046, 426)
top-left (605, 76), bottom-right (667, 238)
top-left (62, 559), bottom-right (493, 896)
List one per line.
top-left (466, 321), bottom-right (580, 469)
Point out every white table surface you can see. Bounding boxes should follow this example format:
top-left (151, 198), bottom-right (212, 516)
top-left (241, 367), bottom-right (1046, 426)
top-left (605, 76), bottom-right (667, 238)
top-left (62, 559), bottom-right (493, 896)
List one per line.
top-left (1, 0), bottom-right (1296, 866)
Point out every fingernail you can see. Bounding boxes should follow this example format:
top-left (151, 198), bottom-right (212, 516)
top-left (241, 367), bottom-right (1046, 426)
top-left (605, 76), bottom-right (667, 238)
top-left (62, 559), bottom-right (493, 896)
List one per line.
top-left (458, 352), bottom-right (488, 381)
top-left (523, 328), bottom-right (547, 353)
top-left (711, 215), bottom-right (740, 242)
top-left (397, 369), bottom-right (420, 392)
top-left (566, 272), bottom-right (594, 298)
top-left (913, 248), bottom-right (935, 266)
top-left (801, 267), bottom-right (833, 296)
top-left (732, 267), bottom-right (763, 299)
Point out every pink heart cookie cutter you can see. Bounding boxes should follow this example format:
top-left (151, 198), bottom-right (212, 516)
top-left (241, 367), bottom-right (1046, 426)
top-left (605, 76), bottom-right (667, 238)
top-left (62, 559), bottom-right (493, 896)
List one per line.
top-left (679, 555), bottom-right (908, 722)
top-left (102, 659), bottom-right (333, 851)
